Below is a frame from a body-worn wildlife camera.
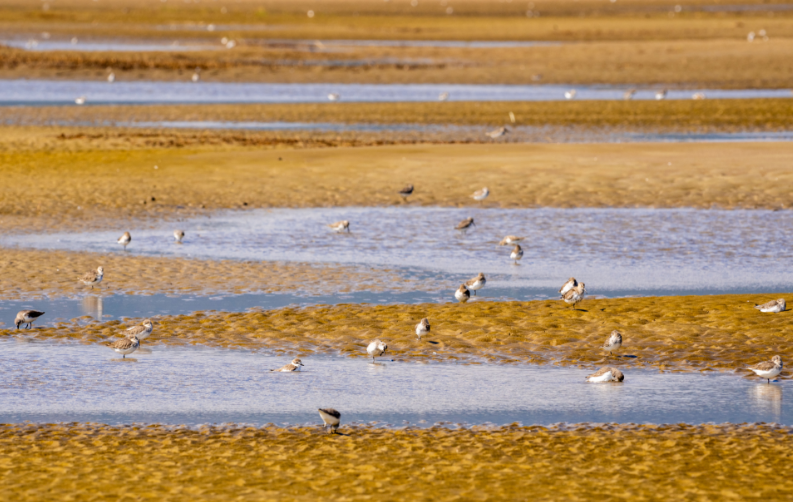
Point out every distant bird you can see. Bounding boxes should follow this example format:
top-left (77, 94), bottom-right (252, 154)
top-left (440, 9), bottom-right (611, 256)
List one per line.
top-left (191, 68), bottom-right (201, 82)
top-left (75, 96), bottom-right (86, 105)
top-left (586, 367), bottom-right (624, 383)
top-left (559, 277), bottom-right (578, 297)
top-left (79, 266), bottom-right (104, 289)
top-left (398, 184), bottom-right (414, 200)
top-left (124, 319), bottom-right (154, 341)
top-left (623, 89), bottom-right (636, 100)
top-left (454, 284), bottom-right (471, 303)
top-left (692, 92), bottom-right (706, 100)
top-left (105, 335), bottom-right (140, 359)
top-left (174, 230), bottom-right (185, 243)
top-left (510, 245), bottom-right (523, 264)
top-left (456, 217), bottom-right (475, 232)
top-left (107, 72), bottom-right (115, 83)
top-left (562, 282), bottom-right (586, 308)
top-left (485, 127), bottom-right (508, 139)
top-left (367, 339), bottom-right (388, 362)
top-left (328, 92), bottom-right (340, 101)
top-left (747, 31), bottom-right (756, 42)
top-left (564, 89), bottom-right (576, 100)
top-left (499, 235), bottom-right (523, 246)
top-left (472, 187), bottom-right (489, 202)
top-left (755, 299), bottom-right (786, 313)
top-left (465, 272), bottom-right (486, 296)
top-left (438, 92), bottom-right (449, 101)
top-left (118, 231), bottom-right (131, 249)
top-left (318, 408), bottom-right (341, 433)
top-left (15, 310), bottom-right (45, 329)
top-left (748, 355), bottom-right (783, 384)
top-left (415, 318), bottom-right (430, 340)
top-left (328, 220), bottom-right (350, 233)
top-left (602, 330), bottom-right (623, 356)
top-left (655, 89), bottom-right (667, 100)
top-left (271, 358), bottom-right (305, 372)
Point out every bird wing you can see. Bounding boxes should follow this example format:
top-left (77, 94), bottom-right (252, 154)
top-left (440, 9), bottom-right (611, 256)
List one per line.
top-left (749, 361), bottom-right (777, 371)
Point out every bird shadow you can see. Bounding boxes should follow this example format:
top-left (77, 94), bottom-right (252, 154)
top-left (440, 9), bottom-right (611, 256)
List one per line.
top-left (425, 340), bottom-right (440, 345)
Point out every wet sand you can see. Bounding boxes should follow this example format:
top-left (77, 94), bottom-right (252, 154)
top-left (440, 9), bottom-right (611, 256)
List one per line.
top-left (2, 422), bottom-right (791, 501)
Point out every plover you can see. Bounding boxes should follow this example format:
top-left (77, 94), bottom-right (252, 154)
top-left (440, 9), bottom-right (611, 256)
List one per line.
top-left (107, 71), bottom-right (115, 83)
top-left (271, 358), bottom-right (305, 372)
top-left (692, 92), bottom-right (706, 100)
top-left (498, 235), bottom-right (523, 246)
top-left (454, 284), bottom-right (471, 303)
top-left (623, 89), bottom-right (636, 100)
top-left (465, 273), bottom-right (486, 296)
top-left (415, 318), bottom-right (430, 340)
top-left (105, 335), bottom-right (140, 359)
top-left (456, 217), bottom-right (475, 231)
top-left (564, 89), bottom-right (576, 100)
top-left (472, 187), bottom-right (489, 202)
top-left (399, 184), bottom-right (414, 200)
top-left (174, 230), bottom-right (185, 243)
top-left (485, 127), bottom-right (508, 139)
top-left (559, 277), bottom-right (578, 297)
top-left (586, 367), bottom-right (624, 383)
top-left (438, 92), bottom-right (449, 101)
top-left (118, 231), bottom-right (131, 249)
top-left (328, 220), bottom-right (350, 233)
top-left (191, 68), bottom-right (201, 82)
top-left (655, 89), bottom-right (667, 100)
top-left (328, 92), bottom-right (340, 101)
top-left (367, 339), bottom-right (388, 362)
top-left (754, 299), bottom-right (786, 313)
top-left (603, 330), bottom-right (622, 356)
top-left (15, 310), bottom-right (45, 329)
top-left (80, 266), bottom-right (104, 289)
top-left (124, 319), bottom-right (154, 341)
top-left (75, 96), bottom-right (86, 105)
top-left (318, 408), bottom-right (341, 433)
top-left (562, 282), bottom-right (586, 308)
top-left (510, 245), bottom-right (523, 264)
top-left (748, 355), bottom-right (783, 383)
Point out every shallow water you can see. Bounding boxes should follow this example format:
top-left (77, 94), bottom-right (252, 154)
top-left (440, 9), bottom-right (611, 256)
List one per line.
top-left (0, 39), bottom-right (214, 52)
top-left (2, 79), bottom-right (790, 106)
top-left (5, 207), bottom-right (792, 298)
top-left (0, 341), bottom-right (787, 426)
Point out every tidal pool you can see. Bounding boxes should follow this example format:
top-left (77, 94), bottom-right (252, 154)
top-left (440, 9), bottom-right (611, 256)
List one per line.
top-left (0, 341), bottom-right (787, 426)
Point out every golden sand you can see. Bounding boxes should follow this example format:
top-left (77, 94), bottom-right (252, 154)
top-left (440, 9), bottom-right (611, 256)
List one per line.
top-left (1, 422), bottom-right (792, 501)
top-left (6, 294), bottom-right (792, 375)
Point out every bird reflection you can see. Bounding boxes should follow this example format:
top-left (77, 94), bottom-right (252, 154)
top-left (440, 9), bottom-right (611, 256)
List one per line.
top-left (751, 384), bottom-right (782, 419)
top-left (81, 295), bottom-right (103, 321)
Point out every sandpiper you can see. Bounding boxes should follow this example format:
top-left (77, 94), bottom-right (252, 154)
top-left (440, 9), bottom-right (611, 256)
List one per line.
top-left (399, 184), bottom-right (414, 200)
top-left (465, 272), bottom-right (486, 296)
top-left (510, 245), bottom-right (523, 264)
top-left (498, 235), bottom-right (523, 246)
top-left (415, 318), bottom-right (430, 340)
top-left (174, 230), bottom-right (185, 243)
top-left (748, 355), bottom-right (783, 384)
top-left (586, 367), bottom-right (624, 383)
top-left (191, 68), bottom-right (201, 82)
top-left (623, 89), bottom-right (636, 100)
top-left (328, 92), bottom-right (340, 101)
top-left (485, 127), bottom-right (508, 139)
top-left (328, 220), bottom-right (350, 233)
top-left (454, 284), bottom-right (471, 303)
top-left (105, 335), bottom-right (140, 359)
top-left (318, 408), bottom-right (341, 433)
top-left (456, 217), bottom-right (475, 232)
top-left (271, 358), bottom-right (305, 372)
top-left (438, 92), bottom-right (449, 101)
top-left (75, 96), bottom-right (86, 105)
top-left (692, 92), bottom-right (706, 100)
top-left (603, 330), bottom-right (623, 356)
top-left (124, 319), bottom-right (154, 341)
top-left (559, 277), bottom-right (578, 297)
top-left (80, 266), bottom-right (104, 289)
top-left (655, 89), bottom-right (667, 100)
top-left (754, 299), bottom-right (786, 313)
top-left (118, 231), bottom-right (131, 249)
top-left (564, 89), bottom-right (576, 100)
top-left (562, 282), bottom-right (586, 308)
top-left (107, 71), bottom-right (115, 83)
top-left (472, 187), bottom-right (489, 202)
top-left (15, 310), bottom-right (45, 329)
top-left (367, 339), bottom-right (388, 362)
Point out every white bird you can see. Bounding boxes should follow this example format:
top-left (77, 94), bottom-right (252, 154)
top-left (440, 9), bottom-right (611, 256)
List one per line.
top-left (623, 89), bottom-right (636, 100)
top-left (562, 282), bottom-right (586, 308)
top-left (465, 273), bottom-right (486, 296)
top-left (328, 93), bottom-right (340, 101)
top-left (655, 89), bottom-right (667, 100)
top-left (367, 339), bottom-right (388, 362)
top-left (498, 235), bottom-right (523, 246)
top-left (271, 358), bottom-right (305, 372)
top-left (692, 92), bottom-right (706, 100)
top-left (107, 72), bottom-right (115, 83)
top-left (586, 367), bottom-right (624, 383)
top-left (748, 355), bottom-right (783, 384)
top-left (105, 335), bottom-right (140, 359)
top-left (454, 284), bottom-right (470, 303)
top-left (75, 96), bottom-right (86, 105)
top-left (755, 299), bottom-right (786, 313)
top-left (603, 330), bottom-right (622, 356)
top-left (318, 408), bottom-right (341, 434)
top-left (485, 127), bottom-right (508, 139)
top-left (564, 89), bottom-right (576, 100)
top-left (124, 319), bottom-right (154, 341)
top-left (415, 318), bottom-right (430, 340)
top-left (510, 245), bottom-right (523, 264)
top-left (472, 187), bottom-right (489, 202)
top-left (79, 266), bottom-right (104, 289)
top-left (438, 92), bottom-right (449, 101)
top-left (118, 231), bottom-right (131, 249)
top-left (174, 229), bottom-right (185, 243)
top-left (559, 277), bottom-right (578, 297)
top-left (328, 220), bottom-right (350, 233)
top-left (191, 68), bottom-right (201, 82)
top-left (15, 310), bottom-right (45, 329)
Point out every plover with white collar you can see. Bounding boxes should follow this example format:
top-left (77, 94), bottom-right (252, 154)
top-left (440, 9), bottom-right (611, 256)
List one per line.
top-left (271, 358), bottom-right (305, 372)
top-left (748, 356), bottom-right (783, 384)
top-left (754, 299), bottom-right (785, 313)
top-left (79, 266), bottom-right (104, 289)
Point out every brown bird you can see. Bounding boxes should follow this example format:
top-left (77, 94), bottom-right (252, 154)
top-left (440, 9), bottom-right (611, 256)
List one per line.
top-left (465, 273), bottom-right (486, 296)
top-left (105, 336), bottom-right (140, 359)
top-left (398, 184), bottom-right (414, 200)
top-left (318, 408), bottom-right (341, 433)
top-left (456, 217), bottom-right (475, 231)
top-left (586, 367), bottom-right (624, 383)
top-left (454, 284), bottom-right (471, 303)
top-left (15, 310), bottom-right (45, 329)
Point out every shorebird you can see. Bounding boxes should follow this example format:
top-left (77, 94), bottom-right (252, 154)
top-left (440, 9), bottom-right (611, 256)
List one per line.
top-left (623, 89), bottom-right (636, 100)
top-left (124, 319), bottom-right (154, 341)
top-left (562, 282), bottom-right (586, 308)
top-left (748, 355), bottom-right (783, 384)
top-left (472, 187), bottom-right (489, 202)
top-left (105, 335), bottom-right (140, 359)
top-left (485, 127), bottom-right (508, 139)
top-left (118, 231), bottom-right (131, 249)
top-left (80, 266), bottom-right (104, 289)
top-left (559, 277), bottom-right (578, 297)
top-left (602, 330), bottom-right (623, 356)
top-left (586, 367), bottom-right (624, 383)
top-left (318, 408), bottom-right (341, 433)
top-left (655, 89), bottom-right (667, 100)
top-left (466, 273), bottom-right (486, 295)
top-left (456, 217), bottom-right (475, 232)
top-left (692, 92), bottom-right (706, 100)
top-left (328, 220), bottom-right (350, 233)
top-left (415, 318), bottom-right (430, 340)
top-left (271, 358), bottom-right (305, 372)
top-left (367, 339), bottom-right (388, 362)
top-left (107, 71), bottom-right (115, 83)
top-left (191, 68), bottom-right (201, 82)
top-left (564, 89), bottom-right (576, 100)
top-left (438, 92), bottom-right (449, 101)
top-left (75, 96), bottom-right (86, 105)
top-left (398, 184), bottom-right (414, 200)
top-left (755, 299), bottom-right (786, 313)
top-left (15, 310), bottom-right (45, 329)
top-left (328, 92), bottom-right (340, 101)
top-left (174, 230), bottom-right (185, 243)
top-left (454, 284), bottom-right (471, 303)
top-left (510, 245), bottom-right (523, 264)
top-left (499, 235), bottom-right (523, 246)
